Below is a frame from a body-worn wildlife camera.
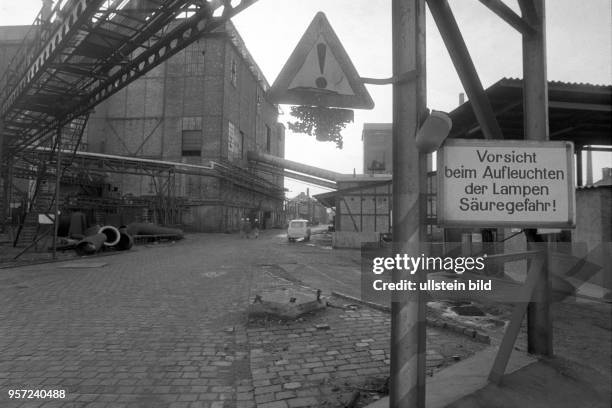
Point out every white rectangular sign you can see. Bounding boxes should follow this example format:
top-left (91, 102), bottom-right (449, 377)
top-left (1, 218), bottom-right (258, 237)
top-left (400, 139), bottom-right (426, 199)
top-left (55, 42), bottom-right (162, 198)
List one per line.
top-left (437, 139), bottom-right (575, 228)
top-left (38, 213), bottom-right (55, 224)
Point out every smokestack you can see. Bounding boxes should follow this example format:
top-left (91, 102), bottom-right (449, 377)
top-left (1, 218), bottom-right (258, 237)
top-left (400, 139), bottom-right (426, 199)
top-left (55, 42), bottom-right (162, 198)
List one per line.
top-left (459, 93), bottom-right (465, 105)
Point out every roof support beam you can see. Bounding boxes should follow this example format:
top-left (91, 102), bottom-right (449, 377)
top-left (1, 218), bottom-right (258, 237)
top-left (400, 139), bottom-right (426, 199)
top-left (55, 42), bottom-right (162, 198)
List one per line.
top-left (548, 101), bottom-right (612, 112)
top-left (478, 0), bottom-right (536, 35)
top-left (466, 99), bottom-right (522, 136)
top-left (518, 0), bottom-right (539, 22)
top-left (427, 0), bottom-right (504, 139)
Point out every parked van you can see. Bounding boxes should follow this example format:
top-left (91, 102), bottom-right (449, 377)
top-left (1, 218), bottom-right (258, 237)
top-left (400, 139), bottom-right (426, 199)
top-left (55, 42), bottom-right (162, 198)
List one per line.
top-left (287, 219), bottom-right (311, 242)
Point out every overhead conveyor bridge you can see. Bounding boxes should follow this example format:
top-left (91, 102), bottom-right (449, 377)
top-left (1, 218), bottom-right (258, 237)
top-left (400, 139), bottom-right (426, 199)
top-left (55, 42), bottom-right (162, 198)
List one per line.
top-left (0, 0), bottom-right (258, 157)
top-left (247, 150), bottom-right (340, 190)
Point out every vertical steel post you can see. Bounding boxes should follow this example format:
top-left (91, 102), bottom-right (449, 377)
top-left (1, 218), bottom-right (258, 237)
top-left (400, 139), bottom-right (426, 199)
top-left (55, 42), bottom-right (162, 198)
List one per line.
top-left (390, 0), bottom-right (427, 407)
top-left (52, 125), bottom-right (62, 259)
top-left (0, 119), bottom-right (6, 231)
top-left (575, 146), bottom-right (583, 187)
top-left (521, 0), bottom-right (553, 356)
top-left (585, 147), bottom-right (593, 186)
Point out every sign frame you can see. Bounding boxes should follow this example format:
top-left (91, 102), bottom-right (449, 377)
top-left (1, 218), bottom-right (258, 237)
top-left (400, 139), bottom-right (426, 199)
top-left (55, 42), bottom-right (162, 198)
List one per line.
top-left (436, 139), bottom-right (575, 228)
top-left (268, 12), bottom-right (374, 109)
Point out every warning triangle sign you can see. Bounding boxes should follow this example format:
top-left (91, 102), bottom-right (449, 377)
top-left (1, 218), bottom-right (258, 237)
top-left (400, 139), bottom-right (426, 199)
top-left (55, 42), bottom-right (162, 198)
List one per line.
top-left (269, 12), bottom-right (374, 109)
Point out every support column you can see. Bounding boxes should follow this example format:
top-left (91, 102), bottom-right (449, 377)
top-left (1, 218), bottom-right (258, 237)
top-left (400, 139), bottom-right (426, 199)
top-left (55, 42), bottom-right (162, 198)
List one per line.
top-left (585, 147), bottom-right (593, 186)
top-left (53, 125), bottom-right (62, 259)
top-left (575, 146), bottom-right (583, 187)
top-left (390, 1), bottom-right (427, 407)
top-left (521, 0), bottom-right (553, 357)
top-left (0, 119), bottom-right (6, 231)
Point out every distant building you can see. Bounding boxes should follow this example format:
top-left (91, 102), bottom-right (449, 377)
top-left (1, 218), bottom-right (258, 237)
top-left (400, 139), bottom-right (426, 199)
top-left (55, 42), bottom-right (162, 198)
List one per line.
top-left (593, 167), bottom-right (612, 187)
top-left (315, 174), bottom-right (392, 248)
top-left (286, 192), bottom-right (328, 225)
top-left (362, 123), bottom-right (392, 175)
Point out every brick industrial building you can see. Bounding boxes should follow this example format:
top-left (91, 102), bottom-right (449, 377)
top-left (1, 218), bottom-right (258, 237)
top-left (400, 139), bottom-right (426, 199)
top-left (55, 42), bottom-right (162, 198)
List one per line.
top-left (83, 20), bottom-right (286, 232)
top-left (1, 18), bottom-right (287, 234)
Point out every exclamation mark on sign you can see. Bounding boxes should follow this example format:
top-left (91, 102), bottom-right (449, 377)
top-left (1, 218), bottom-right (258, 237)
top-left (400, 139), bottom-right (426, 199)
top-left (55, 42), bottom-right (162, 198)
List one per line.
top-left (315, 43), bottom-right (327, 89)
top-left (552, 200), bottom-right (556, 211)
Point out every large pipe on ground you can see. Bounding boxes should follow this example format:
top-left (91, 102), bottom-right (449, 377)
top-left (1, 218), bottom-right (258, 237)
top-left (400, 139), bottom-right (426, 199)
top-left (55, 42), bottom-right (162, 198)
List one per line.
top-left (125, 223), bottom-right (184, 239)
top-left (247, 151), bottom-right (341, 182)
top-left (75, 233), bottom-right (106, 255)
top-left (115, 227), bottom-right (134, 251)
top-left (99, 225), bottom-right (121, 247)
top-left (83, 225), bottom-right (101, 236)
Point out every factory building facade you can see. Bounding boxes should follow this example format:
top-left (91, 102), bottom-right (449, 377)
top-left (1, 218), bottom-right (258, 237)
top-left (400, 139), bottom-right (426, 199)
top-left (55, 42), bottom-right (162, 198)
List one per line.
top-left (82, 21), bottom-right (286, 232)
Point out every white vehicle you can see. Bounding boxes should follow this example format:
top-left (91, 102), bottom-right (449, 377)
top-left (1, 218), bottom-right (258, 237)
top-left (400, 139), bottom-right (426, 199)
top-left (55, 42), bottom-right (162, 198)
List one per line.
top-left (287, 219), bottom-right (311, 242)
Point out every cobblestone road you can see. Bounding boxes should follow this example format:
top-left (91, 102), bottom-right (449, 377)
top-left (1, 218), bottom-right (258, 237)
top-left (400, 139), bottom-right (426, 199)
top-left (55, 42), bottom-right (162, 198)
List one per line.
top-left (246, 267), bottom-right (483, 408)
top-left (0, 231), bottom-right (484, 408)
top-left (1, 235), bottom-right (258, 407)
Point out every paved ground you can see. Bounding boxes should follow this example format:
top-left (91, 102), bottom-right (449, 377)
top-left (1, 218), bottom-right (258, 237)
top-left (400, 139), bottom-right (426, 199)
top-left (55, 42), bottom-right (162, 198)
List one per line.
top-left (0, 229), bottom-right (483, 408)
top-left (274, 230), bottom-right (612, 385)
top-left (246, 264), bottom-right (483, 408)
top-left (1, 228), bottom-right (609, 407)
top-left (1, 235), bottom-right (255, 408)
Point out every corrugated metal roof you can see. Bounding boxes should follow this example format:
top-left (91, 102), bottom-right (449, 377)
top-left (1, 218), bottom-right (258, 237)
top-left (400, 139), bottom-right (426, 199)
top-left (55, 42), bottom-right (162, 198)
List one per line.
top-left (448, 78), bottom-right (611, 146)
top-left (496, 77), bottom-right (611, 90)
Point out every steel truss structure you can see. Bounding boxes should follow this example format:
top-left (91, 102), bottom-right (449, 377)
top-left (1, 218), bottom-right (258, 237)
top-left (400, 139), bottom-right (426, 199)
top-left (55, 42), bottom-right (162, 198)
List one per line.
top-left (0, 0), bottom-right (296, 245)
top-left (0, 0), bottom-right (289, 251)
top-left (0, 0), bottom-right (257, 154)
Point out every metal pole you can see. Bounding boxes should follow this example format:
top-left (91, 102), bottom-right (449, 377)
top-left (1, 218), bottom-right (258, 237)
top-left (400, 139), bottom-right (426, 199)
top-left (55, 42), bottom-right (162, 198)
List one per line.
top-left (52, 125), bottom-right (62, 260)
top-left (0, 119), bottom-right (6, 231)
top-left (521, 0), bottom-right (553, 357)
top-left (390, 0), bottom-right (427, 407)
top-left (575, 146), bottom-right (583, 187)
top-left (585, 147), bottom-right (593, 186)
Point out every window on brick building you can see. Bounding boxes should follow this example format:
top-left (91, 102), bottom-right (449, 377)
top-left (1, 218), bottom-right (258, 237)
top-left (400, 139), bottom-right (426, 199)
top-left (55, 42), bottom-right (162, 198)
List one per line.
top-left (186, 46), bottom-right (204, 75)
top-left (228, 121), bottom-right (242, 161)
top-left (240, 130), bottom-right (245, 159)
top-left (265, 125), bottom-right (271, 153)
top-left (182, 130), bottom-right (202, 156)
top-left (256, 87), bottom-right (263, 108)
top-left (230, 58), bottom-right (237, 87)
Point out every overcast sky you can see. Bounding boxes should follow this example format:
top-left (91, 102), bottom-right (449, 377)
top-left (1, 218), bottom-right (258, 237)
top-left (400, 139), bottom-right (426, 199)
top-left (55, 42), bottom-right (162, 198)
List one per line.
top-left (1, 0), bottom-right (610, 196)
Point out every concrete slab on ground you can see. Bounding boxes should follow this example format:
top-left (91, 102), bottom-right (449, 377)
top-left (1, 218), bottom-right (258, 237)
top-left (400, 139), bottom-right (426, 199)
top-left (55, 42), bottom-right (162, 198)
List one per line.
top-left (366, 346), bottom-right (536, 408)
top-left (248, 265), bottom-right (487, 407)
top-left (58, 262), bottom-right (108, 268)
top-left (445, 357), bottom-right (611, 408)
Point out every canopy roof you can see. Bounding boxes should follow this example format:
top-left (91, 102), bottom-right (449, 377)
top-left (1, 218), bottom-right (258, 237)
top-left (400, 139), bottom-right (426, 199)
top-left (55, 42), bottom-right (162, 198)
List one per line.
top-left (448, 78), bottom-right (611, 147)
